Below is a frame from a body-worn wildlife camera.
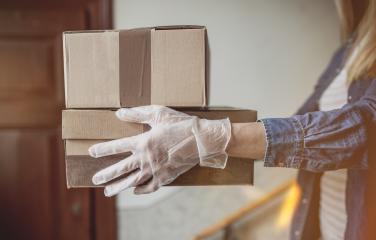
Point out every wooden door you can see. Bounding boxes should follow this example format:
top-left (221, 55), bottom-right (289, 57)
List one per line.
top-left (0, 1), bottom-right (115, 240)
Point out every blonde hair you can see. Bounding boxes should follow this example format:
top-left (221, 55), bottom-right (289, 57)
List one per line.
top-left (337, 0), bottom-right (376, 82)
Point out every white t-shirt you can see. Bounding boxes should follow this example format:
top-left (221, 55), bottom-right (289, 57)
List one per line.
top-left (319, 70), bottom-right (348, 239)
top-left (318, 46), bottom-right (359, 240)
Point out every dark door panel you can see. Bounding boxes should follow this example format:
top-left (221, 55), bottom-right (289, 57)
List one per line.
top-left (0, 1), bottom-right (115, 240)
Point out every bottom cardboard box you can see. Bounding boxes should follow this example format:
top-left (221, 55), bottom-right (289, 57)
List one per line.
top-left (63, 108), bottom-right (257, 187)
top-left (65, 140), bottom-right (254, 187)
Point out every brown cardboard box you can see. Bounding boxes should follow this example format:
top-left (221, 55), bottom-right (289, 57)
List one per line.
top-left (65, 140), bottom-right (254, 187)
top-left (62, 108), bottom-right (257, 139)
top-left (63, 26), bottom-right (206, 108)
top-left (62, 108), bottom-right (257, 187)
top-left (62, 109), bottom-right (145, 139)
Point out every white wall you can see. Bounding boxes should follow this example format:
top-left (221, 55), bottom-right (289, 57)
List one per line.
top-left (114, 0), bottom-right (340, 239)
top-left (114, 0), bottom-right (339, 118)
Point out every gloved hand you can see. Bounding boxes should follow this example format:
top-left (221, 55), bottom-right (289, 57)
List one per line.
top-left (88, 105), bottom-right (231, 197)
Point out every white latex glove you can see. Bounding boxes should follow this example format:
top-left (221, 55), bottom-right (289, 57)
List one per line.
top-left (88, 105), bottom-right (231, 197)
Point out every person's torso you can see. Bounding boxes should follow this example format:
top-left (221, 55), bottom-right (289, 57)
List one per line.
top-left (290, 42), bottom-right (376, 240)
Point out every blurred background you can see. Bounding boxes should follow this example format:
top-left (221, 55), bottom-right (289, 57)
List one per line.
top-left (0, 0), bottom-right (339, 239)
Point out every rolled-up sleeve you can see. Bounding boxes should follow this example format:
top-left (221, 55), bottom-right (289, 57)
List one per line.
top-left (259, 78), bottom-right (376, 172)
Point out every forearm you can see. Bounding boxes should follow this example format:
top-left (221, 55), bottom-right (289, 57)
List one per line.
top-left (226, 122), bottom-right (266, 159)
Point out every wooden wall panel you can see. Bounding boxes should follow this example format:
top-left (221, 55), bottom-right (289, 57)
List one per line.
top-left (0, 130), bottom-right (54, 239)
top-left (0, 1), bottom-right (115, 240)
top-left (0, 9), bottom-right (85, 128)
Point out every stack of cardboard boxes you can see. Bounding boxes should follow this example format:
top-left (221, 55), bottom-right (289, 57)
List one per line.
top-left (61, 26), bottom-right (257, 188)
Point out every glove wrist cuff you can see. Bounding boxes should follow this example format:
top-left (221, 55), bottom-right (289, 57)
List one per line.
top-left (192, 118), bottom-right (232, 169)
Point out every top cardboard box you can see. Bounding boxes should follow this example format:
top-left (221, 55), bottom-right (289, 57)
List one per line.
top-left (63, 26), bottom-right (206, 108)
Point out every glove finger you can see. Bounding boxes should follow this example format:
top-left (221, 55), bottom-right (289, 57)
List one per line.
top-left (92, 154), bottom-right (140, 185)
top-left (133, 178), bottom-right (160, 195)
top-left (116, 106), bottom-right (163, 124)
top-left (104, 170), bottom-right (152, 197)
top-left (88, 136), bottom-right (137, 158)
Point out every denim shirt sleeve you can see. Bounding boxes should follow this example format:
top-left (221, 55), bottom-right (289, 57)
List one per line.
top-left (259, 78), bottom-right (376, 172)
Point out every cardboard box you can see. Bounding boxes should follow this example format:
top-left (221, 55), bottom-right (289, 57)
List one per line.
top-left (62, 109), bottom-right (145, 140)
top-left (65, 140), bottom-right (254, 187)
top-left (62, 108), bottom-right (257, 187)
top-left (62, 108), bottom-right (257, 139)
top-left (63, 26), bottom-right (206, 108)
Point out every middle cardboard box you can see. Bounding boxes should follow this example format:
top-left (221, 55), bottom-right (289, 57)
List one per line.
top-left (62, 108), bottom-right (257, 188)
